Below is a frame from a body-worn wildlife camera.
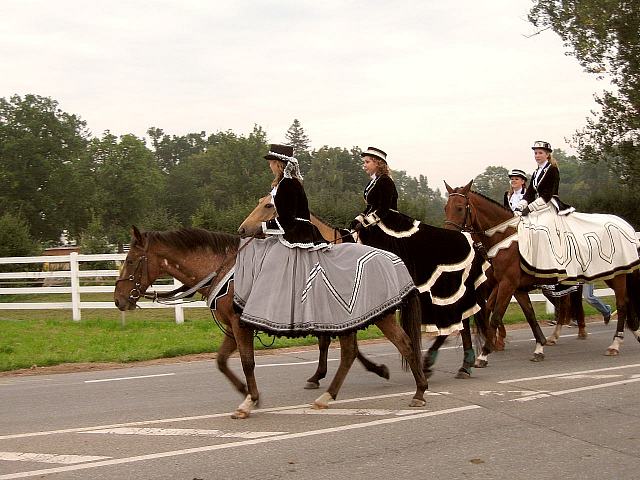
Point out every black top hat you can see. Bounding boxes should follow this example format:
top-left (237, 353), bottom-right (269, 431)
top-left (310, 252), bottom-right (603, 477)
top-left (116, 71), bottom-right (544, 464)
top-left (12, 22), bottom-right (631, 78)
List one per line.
top-left (360, 146), bottom-right (388, 163)
top-left (531, 140), bottom-right (552, 152)
top-left (508, 168), bottom-right (528, 181)
top-left (264, 144), bottom-right (294, 162)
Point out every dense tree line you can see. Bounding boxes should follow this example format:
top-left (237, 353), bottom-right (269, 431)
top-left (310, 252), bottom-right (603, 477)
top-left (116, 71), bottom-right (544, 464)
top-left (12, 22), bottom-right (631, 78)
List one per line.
top-left (0, 96), bottom-right (446, 255)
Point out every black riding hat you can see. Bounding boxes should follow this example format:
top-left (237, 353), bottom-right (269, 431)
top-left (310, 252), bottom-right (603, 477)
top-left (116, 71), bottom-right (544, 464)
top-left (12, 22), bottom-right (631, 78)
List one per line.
top-left (508, 168), bottom-right (528, 181)
top-left (531, 140), bottom-right (552, 152)
top-left (264, 144), bottom-right (294, 162)
top-left (360, 146), bottom-right (388, 164)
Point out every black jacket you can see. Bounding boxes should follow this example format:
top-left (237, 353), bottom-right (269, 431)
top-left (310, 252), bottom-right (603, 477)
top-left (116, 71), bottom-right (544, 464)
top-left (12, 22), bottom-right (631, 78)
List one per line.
top-left (264, 177), bottom-right (327, 248)
top-left (523, 163), bottom-right (559, 204)
top-left (361, 174), bottom-right (416, 232)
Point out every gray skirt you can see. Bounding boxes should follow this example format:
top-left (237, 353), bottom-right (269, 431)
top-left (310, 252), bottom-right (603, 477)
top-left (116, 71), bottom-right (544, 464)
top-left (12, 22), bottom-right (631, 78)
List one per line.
top-left (233, 237), bottom-right (416, 336)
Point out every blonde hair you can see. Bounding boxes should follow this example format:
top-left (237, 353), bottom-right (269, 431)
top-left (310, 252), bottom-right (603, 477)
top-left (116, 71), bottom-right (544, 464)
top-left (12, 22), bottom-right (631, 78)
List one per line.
top-left (374, 158), bottom-right (390, 176)
top-left (548, 152), bottom-right (558, 167)
top-left (271, 160), bottom-right (285, 187)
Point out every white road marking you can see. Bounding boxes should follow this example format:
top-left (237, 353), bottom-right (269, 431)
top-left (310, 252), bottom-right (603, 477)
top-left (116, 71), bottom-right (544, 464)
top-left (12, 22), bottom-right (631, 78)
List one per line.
top-left (0, 405), bottom-right (481, 480)
top-left (83, 428), bottom-right (285, 439)
top-left (0, 390), bottom-right (443, 441)
top-left (271, 408), bottom-right (419, 416)
top-left (84, 373), bottom-right (175, 383)
top-left (0, 452), bottom-right (110, 464)
top-left (498, 363), bottom-right (640, 383)
top-left (511, 377), bottom-right (640, 402)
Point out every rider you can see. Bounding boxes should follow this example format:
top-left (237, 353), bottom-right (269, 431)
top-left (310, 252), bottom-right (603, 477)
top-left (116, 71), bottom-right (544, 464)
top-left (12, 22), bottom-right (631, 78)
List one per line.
top-left (514, 141), bottom-right (574, 216)
top-left (503, 168), bottom-right (528, 212)
top-left (233, 144), bottom-right (416, 335)
top-left (349, 147), bottom-right (420, 269)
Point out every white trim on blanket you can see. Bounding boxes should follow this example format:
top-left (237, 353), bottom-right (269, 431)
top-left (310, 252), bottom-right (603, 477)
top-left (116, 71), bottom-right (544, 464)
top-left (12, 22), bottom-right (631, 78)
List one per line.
top-left (486, 233), bottom-right (518, 258)
top-left (376, 219), bottom-right (421, 238)
top-left (484, 217), bottom-right (520, 237)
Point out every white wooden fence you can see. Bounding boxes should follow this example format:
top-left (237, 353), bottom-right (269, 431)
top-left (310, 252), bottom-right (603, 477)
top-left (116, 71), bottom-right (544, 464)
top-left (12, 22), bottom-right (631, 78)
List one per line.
top-left (0, 253), bottom-right (206, 323)
top-left (0, 252), bottom-right (614, 323)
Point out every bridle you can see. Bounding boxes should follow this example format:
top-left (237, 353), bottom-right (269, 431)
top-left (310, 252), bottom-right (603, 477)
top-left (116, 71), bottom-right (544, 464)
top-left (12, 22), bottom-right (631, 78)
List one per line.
top-left (115, 253), bottom-right (149, 305)
top-left (444, 192), bottom-right (477, 234)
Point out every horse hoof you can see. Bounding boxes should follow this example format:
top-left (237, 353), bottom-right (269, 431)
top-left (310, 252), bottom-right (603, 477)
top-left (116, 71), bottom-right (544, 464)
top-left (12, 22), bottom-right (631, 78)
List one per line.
top-left (475, 359), bottom-right (488, 368)
top-left (455, 369), bottom-right (471, 379)
top-left (409, 398), bottom-right (426, 407)
top-left (605, 348), bottom-right (619, 356)
top-left (304, 381), bottom-right (320, 390)
top-left (578, 331), bottom-right (588, 339)
top-left (380, 365), bottom-right (390, 380)
top-left (311, 401), bottom-right (329, 410)
top-left (494, 342), bottom-right (505, 352)
top-left (530, 353), bottom-right (545, 362)
top-left (231, 409), bottom-right (250, 419)
top-left (546, 338), bottom-right (557, 346)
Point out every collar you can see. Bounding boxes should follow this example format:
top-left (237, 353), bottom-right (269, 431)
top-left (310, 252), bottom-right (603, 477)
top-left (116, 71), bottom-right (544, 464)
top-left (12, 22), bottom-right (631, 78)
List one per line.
top-left (536, 161), bottom-right (549, 171)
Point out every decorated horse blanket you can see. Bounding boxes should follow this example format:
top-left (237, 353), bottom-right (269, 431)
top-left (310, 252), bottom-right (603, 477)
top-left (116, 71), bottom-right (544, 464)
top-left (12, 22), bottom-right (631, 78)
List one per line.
top-left (231, 237), bottom-right (416, 336)
top-left (359, 222), bottom-right (490, 335)
top-left (518, 206), bottom-right (640, 282)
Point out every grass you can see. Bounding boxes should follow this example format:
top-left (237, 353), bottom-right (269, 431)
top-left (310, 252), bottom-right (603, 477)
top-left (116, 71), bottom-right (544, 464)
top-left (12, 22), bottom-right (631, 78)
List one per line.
top-left (0, 293), bottom-right (616, 373)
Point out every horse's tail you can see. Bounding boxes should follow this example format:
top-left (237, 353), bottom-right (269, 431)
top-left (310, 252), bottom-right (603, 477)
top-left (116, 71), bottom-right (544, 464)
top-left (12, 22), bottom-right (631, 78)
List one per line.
top-left (399, 292), bottom-right (423, 371)
top-left (571, 285), bottom-right (585, 325)
top-left (625, 270), bottom-right (640, 331)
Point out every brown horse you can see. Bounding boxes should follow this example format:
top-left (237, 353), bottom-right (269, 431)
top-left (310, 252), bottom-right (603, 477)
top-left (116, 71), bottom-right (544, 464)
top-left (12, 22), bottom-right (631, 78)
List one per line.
top-left (444, 181), bottom-right (640, 358)
top-left (238, 195), bottom-right (492, 379)
top-left (114, 226), bottom-right (428, 419)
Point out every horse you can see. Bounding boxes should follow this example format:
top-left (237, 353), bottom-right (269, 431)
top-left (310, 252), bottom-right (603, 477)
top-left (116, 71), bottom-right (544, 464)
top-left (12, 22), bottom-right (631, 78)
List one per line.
top-left (444, 181), bottom-right (640, 359)
top-left (238, 195), bottom-right (491, 380)
top-left (114, 226), bottom-right (428, 419)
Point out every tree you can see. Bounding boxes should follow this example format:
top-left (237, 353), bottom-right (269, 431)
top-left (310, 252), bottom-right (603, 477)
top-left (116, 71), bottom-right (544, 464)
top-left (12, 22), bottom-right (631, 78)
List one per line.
top-left (89, 132), bottom-right (165, 244)
top-left (0, 212), bottom-right (39, 258)
top-left (473, 166), bottom-right (509, 203)
top-left (285, 119), bottom-right (311, 153)
top-left (0, 94), bottom-right (91, 241)
top-left (528, 1), bottom-right (640, 181)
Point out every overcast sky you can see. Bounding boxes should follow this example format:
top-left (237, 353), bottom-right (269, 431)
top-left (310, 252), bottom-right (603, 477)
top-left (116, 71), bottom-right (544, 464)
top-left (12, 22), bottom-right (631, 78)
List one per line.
top-left (0, 0), bottom-right (607, 191)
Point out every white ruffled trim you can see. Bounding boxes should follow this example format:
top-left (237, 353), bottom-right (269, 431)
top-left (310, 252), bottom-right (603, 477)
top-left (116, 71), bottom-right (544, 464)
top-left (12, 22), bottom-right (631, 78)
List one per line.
top-left (263, 218), bottom-right (285, 235)
top-left (377, 219), bottom-right (421, 238)
top-left (415, 232), bottom-right (473, 305)
top-left (486, 233), bottom-right (518, 258)
top-left (484, 217), bottom-right (520, 237)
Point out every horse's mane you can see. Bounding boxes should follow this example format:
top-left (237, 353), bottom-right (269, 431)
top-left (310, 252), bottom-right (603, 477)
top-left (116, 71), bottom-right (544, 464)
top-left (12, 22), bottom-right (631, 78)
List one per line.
top-left (309, 211), bottom-right (336, 230)
top-left (142, 228), bottom-right (240, 253)
top-left (469, 190), bottom-right (513, 214)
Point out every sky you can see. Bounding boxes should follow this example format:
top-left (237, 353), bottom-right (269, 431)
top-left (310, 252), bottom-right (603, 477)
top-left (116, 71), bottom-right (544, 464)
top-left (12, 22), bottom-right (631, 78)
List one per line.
top-left (0, 0), bottom-right (607, 192)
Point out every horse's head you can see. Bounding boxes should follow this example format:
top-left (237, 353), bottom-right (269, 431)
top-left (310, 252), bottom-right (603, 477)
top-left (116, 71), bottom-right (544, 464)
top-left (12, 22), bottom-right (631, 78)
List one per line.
top-left (444, 180), bottom-right (474, 231)
top-left (114, 225), bottom-right (161, 311)
top-left (238, 195), bottom-right (275, 238)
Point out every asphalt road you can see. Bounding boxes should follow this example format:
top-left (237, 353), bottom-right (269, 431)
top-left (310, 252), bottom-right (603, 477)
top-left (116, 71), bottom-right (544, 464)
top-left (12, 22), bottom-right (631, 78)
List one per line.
top-left (2, 321), bottom-right (640, 480)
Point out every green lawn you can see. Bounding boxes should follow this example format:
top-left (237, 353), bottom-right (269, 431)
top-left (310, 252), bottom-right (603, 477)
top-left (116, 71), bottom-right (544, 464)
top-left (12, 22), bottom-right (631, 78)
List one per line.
top-left (0, 293), bottom-right (616, 372)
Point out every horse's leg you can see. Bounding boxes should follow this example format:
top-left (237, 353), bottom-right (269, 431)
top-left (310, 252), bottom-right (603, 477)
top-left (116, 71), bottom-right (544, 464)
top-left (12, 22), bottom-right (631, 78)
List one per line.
top-left (375, 313), bottom-right (427, 407)
top-left (355, 341), bottom-right (390, 380)
top-left (305, 335), bottom-right (330, 389)
top-left (543, 293), bottom-right (563, 346)
top-left (485, 287), bottom-right (506, 351)
top-left (423, 335), bottom-right (447, 378)
top-left (605, 277), bottom-right (628, 356)
top-left (229, 316), bottom-right (260, 419)
top-left (312, 333), bottom-right (358, 409)
top-left (574, 287), bottom-right (588, 339)
top-left (514, 291), bottom-right (547, 361)
top-left (455, 318), bottom-right (476, 379)
top-left (215, 330), bottom-right (248, 396)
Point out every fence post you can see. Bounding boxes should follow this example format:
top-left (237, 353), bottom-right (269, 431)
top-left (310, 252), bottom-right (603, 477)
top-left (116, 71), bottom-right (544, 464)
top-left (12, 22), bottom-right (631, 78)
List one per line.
top-left (70, 252), bottom-right (81, 321)
top-left (545, 299), bottom-right (555, 315)
top-left (173, 277), bottom-right (184, 324)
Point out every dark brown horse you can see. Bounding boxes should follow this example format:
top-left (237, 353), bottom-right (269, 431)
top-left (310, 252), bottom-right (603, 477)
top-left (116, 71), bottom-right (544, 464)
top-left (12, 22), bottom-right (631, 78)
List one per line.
top-left (114, 226), bottom-right (428, 419)
top-left (444, 181), bottom-right (640, 359)
top-left (239, 195), bottom-right (491, 380)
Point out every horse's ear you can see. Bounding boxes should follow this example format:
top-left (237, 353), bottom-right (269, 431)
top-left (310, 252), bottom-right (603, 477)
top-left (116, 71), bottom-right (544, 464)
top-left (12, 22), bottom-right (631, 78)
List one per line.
top-left (444, 181), bottom-right (454, 194)
top-left (131, 225), bottom-right (143, 244)
top-left (461, 180), bottom-right (473, 194)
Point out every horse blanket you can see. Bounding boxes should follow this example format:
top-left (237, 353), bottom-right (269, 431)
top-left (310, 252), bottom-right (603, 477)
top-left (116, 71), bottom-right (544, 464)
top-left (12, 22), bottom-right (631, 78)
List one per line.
top-left (359, 221), bottom-right (490, 335)
top-left (231, 237), bottom-right (416, 336)
top-left (518, 204), bottom-right (640, 282)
